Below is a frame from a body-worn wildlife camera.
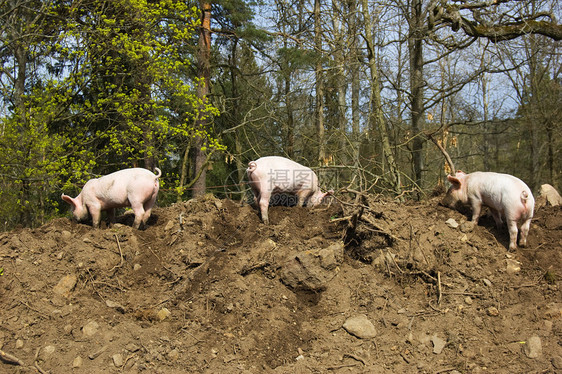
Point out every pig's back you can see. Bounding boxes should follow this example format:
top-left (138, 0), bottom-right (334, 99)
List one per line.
top-left (96, 168), bottom-right (158, 204)
top-left (470, 171), bottom-right (533, 208)
top-left (254, 156), bottom-right (311, 172)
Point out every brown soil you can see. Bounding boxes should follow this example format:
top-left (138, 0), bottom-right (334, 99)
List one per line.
top-left (0, 194), bottom-right (561, 373)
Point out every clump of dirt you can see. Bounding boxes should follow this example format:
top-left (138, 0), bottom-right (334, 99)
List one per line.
top-left (0, 194), bottom-right (560, 373)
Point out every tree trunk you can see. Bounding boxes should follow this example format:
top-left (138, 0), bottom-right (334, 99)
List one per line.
top-left (314, 0), bottom-right (326, 165)
top-left (283, 38), bottom-right (295, 158)
top-left (193, 0), bottom-right (212, 197)
top-left (177, 141), bottom-right (192, 202)
top-left (408, 0), bottom-right (425, 193)
top-left (332, 2), bottom-right (347, 165)
top-left (361, 0), bottom-right (401, 194)
top-left (481, 73), bottom-right (490, 171)
top-left (349, 0), bottom-right (360, 172)
top-left (229, 38), bottom-right (247, 196)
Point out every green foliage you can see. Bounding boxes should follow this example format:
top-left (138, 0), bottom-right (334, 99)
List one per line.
top-left (0, 0), bottom-right (223, 229)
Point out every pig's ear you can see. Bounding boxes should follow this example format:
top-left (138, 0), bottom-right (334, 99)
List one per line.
top-left (447, 174), bottom-right (462, 187)
top-left (61, 194), bottom-right (76, 207)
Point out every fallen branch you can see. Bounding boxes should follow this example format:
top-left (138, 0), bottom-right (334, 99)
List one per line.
top-left (110, 234), bottom-right (124, 272)
top-left (0, 349), bottom-right (25, 366)
top-left (437, 271), bottom-right (442, 305)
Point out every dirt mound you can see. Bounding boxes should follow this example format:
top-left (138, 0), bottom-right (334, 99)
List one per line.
top-left (0, 195), bottom-right (561, 373)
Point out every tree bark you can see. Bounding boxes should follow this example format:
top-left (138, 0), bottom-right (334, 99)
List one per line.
top-left (193, 0), bottom-right (212, 197)
top-left (409, 0), bottom-right (425, 192)
top-left (349, 0), bottom-right (360, 172)
top-left (314, 0), bottom-right (326, 165)
top-left (361, 0), bottom-right (401, 194)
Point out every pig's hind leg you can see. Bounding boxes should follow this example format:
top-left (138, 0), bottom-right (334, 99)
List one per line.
top-left (488, 207), bottom-right (504, 228)
top-left (507, 220), bottom-right (519, 251)
top-left (258, 195), bottom-right (270, 225)
top-left (142, 193), bottom-right (158, 226)
top-left (518, 218), bottom-right (532, 247)
top-left (129, 201), bottom-right (146, 229)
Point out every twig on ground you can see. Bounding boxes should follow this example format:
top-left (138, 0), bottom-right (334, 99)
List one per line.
top-left (110, 234), bottom-right (124, 272)
top-left (438, 271), bottom-right (442, 305)
top-left (343, 353), bottom-right (367, 365)
top-left (0, 349), bottom-right (26, 366)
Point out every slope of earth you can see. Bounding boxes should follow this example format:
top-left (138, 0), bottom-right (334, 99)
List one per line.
top-left (0, 194), bottom-right (560, 373)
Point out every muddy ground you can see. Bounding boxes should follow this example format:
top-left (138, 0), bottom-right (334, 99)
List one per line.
top-left (0, 193), bottom-right (560, 373)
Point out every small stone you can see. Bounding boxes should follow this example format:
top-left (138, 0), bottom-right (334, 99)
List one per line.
top-left (53, 274), bottom-right (77, 297)
top-left (62, 230), bottom-right (72, 240)
top-left (551, 355), bottom-right (562, 369)
top-left (296, 354), bottom-right (304, 361)
top-left (38, 345), bottom-right (55, 360)
top-left (105, 300), bottom-right (126, 313)
top-left (82, 321), bottom-right (99, 337)
top-left (72, 356), bottom-right (83, 368)
top-left (464, 296), bottom-right (473, 305)
top-left (459, 221), bottom-right (475, 233)
top-left (541, 320), bottom-right (553, 334)
top-left (524, 335), bottom-right (542, 358)
top-left (446, 218), bottom-right (459, 228)
top-left (342, 314), bottom-right (377, 339)
top-left (112, 353), bottom-right (123, 367)
top-left (125, 343), bottom-right (140, 352)
top-left (164, 220), bottom-right (175, 231)
top-left (15, 339), bottom-right (23, 349)
top-left (431, 335), bottom-right (447, 354)
top-left (482, 278), bottom-right (492, 287)
top-left (157, 307), bottom-right (171, 321)
top-left (168, 349), bottom-right (180, 360)
top-left (487, 306), bottom-right (499, 316)
top-left (544, 303), bottom-right (562, 319)
top-left (133, 263), bottom-right (142, 271)
top-left (506, 259), bottom-right (521, 274)
top-left (88, 345), bottom-right (107, 360)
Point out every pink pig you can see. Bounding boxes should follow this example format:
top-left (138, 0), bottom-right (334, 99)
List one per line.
top-left (442, 170), bottom-right (534, 251)
top-left (62, 167), bottom-right (161, 229)
top-left (246, 156), bottom-right (333, 224)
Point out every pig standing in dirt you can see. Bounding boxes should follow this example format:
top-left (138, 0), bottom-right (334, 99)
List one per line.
top-left (246, 156), bottom-right (333, 224)
top-left (442, 170), bottom-right (534, 251)
top-left (61, 167), bottom-right (161, 229)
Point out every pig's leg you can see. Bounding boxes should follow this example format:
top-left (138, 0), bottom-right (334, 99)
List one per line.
top-left (507, 220), bottom-right (518, 251)
top-left (296, 190), bottom-right (309, 207)
top-left (142, 196), bottom-right (157, 225)
top-left (258, 194), bottom-right (270, 225)
top-left (489, 208), bottom-right (503, 228)
top-left (130, 201), bottom-right (146, 229)
top-left (519, 218), bottom-right (531, 247)
top-left (107, 208), bottom-right (116, 226)
top-left (142, 207), bottom-right (153, 226)
top-left (470, 200), bottom-right (482, 224)
top-left (89, 206), bottom-right (102, 229)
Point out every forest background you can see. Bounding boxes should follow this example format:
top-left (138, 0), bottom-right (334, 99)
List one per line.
top-left (0, 0), bottom-right (560, 230)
